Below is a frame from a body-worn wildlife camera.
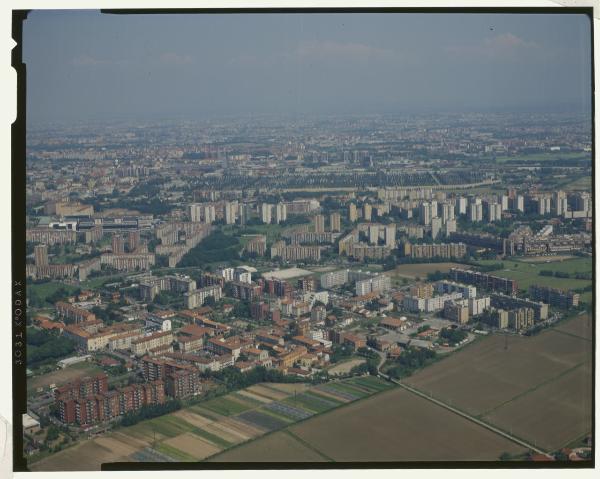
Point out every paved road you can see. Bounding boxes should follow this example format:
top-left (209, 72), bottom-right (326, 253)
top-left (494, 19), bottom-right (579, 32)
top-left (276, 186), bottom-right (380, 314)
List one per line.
top-left (378, 371), bottom-right (550, 457)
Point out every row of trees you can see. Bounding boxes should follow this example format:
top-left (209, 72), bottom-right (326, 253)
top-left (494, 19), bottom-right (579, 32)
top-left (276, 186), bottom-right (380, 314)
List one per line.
top-left (27, 328), bottom-right (76, 368)
top-left (438, 327), bottom-right (468, 346)
top-left (119, 399), bottom-right (183, 427)
top-left (385, 347), bottom-right (437, 379)
top-left (212, 365), bottom-right (305, 391)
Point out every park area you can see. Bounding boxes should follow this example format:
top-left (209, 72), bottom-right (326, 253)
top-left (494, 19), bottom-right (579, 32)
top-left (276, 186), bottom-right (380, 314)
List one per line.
top-left (29, 377), bottom-right (392, 470)
top-left (385, 262), bottom-right (467, 282)
top-left (475, 257), bottom-right (593, 304)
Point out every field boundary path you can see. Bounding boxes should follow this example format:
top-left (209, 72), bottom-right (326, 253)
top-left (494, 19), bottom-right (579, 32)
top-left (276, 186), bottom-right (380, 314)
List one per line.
top-left (282, 430), bottom-right (335, 462)
top-left (378, 372), bottom-right (550, 456)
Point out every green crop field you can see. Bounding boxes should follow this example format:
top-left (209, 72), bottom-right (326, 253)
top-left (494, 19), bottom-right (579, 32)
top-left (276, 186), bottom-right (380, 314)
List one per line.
top-left (199, 396), bottom-right (254, 416)
top-left (155, 442), bottom-right (196, 461)
top-left (283, 394), bottom-right (333, 414)
top-left (346, 376), bottom-right (391, 393)
top-left (191, 427), bottom-right (233, 449)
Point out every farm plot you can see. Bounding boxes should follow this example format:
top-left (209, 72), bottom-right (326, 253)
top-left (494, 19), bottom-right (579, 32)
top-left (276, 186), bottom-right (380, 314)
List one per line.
top-left (247, 384), bottom-right (289, 401)
top-left (29, 435), bottom-right (142, 471)
top-left (404, 329), bottom-right (592, 416)
top-left (30, 377), bottom-right (392, 470)
top-left (346, 376), bottom-right (392, 393)
top-left (199, 395), bottom-right (254, 416)
top-left (264, 401), bottom-right (313, 420)
top-left (482, 361), bottom-right (593, 451)
top-left (214, 387), bottom-right (526, 462)
top-left (236, 389), bottom-right (273, 404)
top-left (161, 432), bottom-right (222, 461)
top-left (131, 447), bottom-right (175, 463)
top-left (237, 410), bottom-right (291, 431)
top-left (283, 392), bottom-right (340, 413)
top-left (553, 313), bottom-right (593, 340)
top-left (263, 382), bottom-right (311, 395)
top-left (323, 381), bottom-right (370, 399)
top-left (209, 430), bottom-right (328, 462)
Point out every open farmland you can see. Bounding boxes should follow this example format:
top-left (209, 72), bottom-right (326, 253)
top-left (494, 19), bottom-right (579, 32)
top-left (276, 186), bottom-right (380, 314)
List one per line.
top-left (211, 387), bottom-right (526, 462)
top-left (212, 316), bottom-right (592, 462)
top-left (553, 312), bottom-right (593, 340)
top-left (405, 317), bottom-right (593, 451)
top-left (405, 327), bottom-right (591, 415)
top-left (483, 362), bottom-right (593, 451)
top-left (29, 378), bottom-right (391, 470)
top-left (209, 430), bottom-right (329, 462)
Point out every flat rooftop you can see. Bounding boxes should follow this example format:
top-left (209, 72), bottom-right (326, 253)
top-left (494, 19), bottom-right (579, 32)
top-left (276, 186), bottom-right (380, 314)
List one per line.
top-left (262, 267), bottom-right (313, 280)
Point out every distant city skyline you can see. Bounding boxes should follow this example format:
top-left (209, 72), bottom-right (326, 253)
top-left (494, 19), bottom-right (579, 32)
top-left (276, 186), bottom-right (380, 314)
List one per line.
top-left (24, 10), bottom-right (592, 124)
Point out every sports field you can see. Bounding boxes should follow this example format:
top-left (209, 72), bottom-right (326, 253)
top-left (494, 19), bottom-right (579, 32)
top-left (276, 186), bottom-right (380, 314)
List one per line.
top-left (28, 362), bottom-right (103, 393)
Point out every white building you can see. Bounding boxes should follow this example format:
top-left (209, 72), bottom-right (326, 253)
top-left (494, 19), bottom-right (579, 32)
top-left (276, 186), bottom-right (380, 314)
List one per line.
top-left (261, 203), bottom-right (273, 224)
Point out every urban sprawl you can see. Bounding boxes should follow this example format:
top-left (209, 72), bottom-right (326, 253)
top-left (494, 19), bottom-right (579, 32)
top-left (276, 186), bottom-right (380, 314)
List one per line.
top-left (24, 112), bottom-right (592, 464)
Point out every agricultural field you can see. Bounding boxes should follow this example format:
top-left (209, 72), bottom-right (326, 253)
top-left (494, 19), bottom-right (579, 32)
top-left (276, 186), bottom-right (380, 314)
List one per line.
top-left (28, 361), bottom-right (104, 394)
top-left (385, 262), bottom-right (467, 280)
top-left (29, 377), bottom-right (391, 470)
top-left (483, 361), bottom-right (593, 451)
top-left (213, 387), bottom-right (526, 462)
top-left (207, 430), bottom-right (329, 462)
top-left (405, 317), bottom-right (593, 451)
top-left (553, 312), bottom-right (593, 340)
top-left (475, 257), bottom-right (592, 299)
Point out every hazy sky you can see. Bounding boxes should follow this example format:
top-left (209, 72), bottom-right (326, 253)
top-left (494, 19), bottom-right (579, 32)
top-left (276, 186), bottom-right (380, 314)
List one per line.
top-left (23, 10), bottom-right (592, 123)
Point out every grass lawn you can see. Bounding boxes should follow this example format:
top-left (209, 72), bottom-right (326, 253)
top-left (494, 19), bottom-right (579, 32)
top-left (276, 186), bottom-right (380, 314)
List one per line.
top-left (234, 224), bottom-right (288, 244)
top-left (475, 258), bottom-right (592, 299)
top-left (80, 274), bottom-right (124, 289)
top-left (27, 281), bottom-right (80, 304)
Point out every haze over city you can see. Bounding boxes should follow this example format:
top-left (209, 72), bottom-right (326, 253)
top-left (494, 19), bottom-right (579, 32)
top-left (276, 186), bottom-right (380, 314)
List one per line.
top-left (19, 9), bottom-right (593, 470)
top-left (24, 11), bottom-right (591, 123)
